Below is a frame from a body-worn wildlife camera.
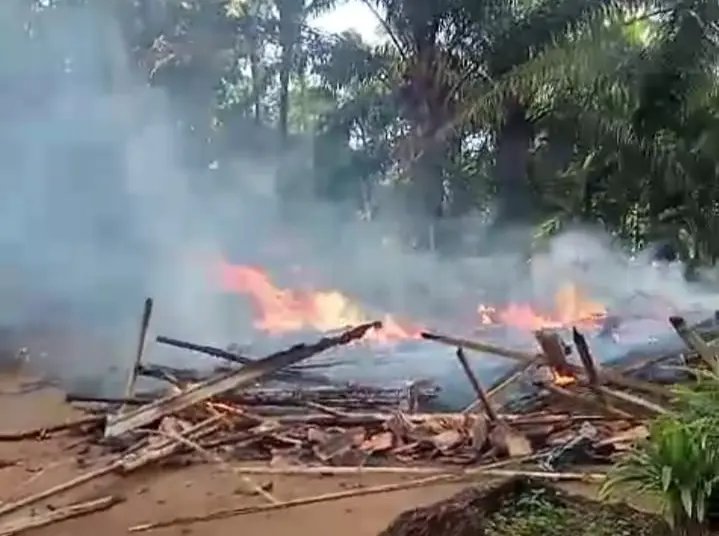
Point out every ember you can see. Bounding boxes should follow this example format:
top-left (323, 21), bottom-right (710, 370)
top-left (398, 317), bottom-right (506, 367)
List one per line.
top-left (550, 368), bottom-right (576, 387)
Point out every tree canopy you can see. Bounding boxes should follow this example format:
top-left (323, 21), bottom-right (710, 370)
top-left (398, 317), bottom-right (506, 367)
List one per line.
top-left (12, 0), bottom-right (719, 263)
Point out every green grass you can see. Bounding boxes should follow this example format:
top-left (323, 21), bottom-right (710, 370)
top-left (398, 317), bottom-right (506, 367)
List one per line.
top-left (484, 486), bottom-right (652, 536)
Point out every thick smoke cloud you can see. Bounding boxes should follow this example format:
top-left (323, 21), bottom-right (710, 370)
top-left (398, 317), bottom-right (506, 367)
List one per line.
top-left (0, 1), bottom-right (717, 402)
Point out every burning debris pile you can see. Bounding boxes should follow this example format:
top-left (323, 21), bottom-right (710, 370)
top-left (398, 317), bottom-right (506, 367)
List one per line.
top-left (1, 284), bottom-right (719, 532)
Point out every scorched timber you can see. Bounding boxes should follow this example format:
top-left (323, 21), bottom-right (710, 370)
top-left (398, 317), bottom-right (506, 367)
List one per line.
top-left (154, 336), bottom-right (334, 384)
top-left (104, 321), bottom-right (381, 438)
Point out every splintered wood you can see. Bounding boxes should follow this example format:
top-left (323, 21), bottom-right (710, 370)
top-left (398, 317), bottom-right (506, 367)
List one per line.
top-left (1, 309), bottom-right (718, 531)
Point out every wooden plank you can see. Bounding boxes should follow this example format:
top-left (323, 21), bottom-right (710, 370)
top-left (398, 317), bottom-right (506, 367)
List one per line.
top-left (105, 322), bottom-right (379, 438)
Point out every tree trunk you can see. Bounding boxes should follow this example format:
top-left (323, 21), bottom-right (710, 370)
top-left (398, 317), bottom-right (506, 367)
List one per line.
top-left (277, 0), bottom-right (300, 145)
top-left (278, 45), bottom-right (291, 142)
top-left (493, 97), bottom-right (535, 224)
top-left (247, 19), bottom-right (262, 125)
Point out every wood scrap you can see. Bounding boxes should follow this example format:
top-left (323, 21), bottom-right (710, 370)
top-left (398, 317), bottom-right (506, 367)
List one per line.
top-left (0, 495), bottom-right (123, 536)
top-left (454, 348), bottom-right (531, 458)
top-left (154, 336), bottom-right (330, 384)
top-left (105, 322), bottom-right (380, 438)
top-left (0, 415), bottom-right (103, 441)
top-left (670, 315), bottom-right (719, 374)
top-left (421, 331), bottom-right (538, 363)
top-left (0, 415), bottom-right (224, 519)
top-left (145, 427), bottom-right (279, 503)
top-left (128, 467), bottom-right (605, 532)
top-left (121, 297), bottom-right (153, 414)
top-left (572, 328), bottom-right (610, 409)
top-left (534, 330), bottom-right (572, 375)
top-left (595, 385), bottom-right (669, 416)
top-left (0, 463), bottom-right (119, 519)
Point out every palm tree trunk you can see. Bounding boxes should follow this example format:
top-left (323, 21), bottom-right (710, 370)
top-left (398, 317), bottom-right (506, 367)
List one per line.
top-left (277, 0), bottom-right (299, 145)
top-left (278, 45), bottom-right (291, 142)
top-left (247, 20), bottom-right (262, 125)
top-left (493, 97), bottom-right (535, 223)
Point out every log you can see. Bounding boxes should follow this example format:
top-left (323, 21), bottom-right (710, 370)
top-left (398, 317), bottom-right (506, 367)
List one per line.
top-left (105, 322), bottom-right (379, 438)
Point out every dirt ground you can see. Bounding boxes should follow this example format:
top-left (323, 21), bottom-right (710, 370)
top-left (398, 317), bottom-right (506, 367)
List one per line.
top-left (0, 371), bottom-right (482, 536)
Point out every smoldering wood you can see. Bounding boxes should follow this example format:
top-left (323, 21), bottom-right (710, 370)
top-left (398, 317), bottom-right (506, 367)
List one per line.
top-left (153, 337), bottom-right (334, 384)
top-left (572, 327), bottom-right (609, 408)
top-left (67, 383), bottom-right (439, 410)
top-left (534, 330), bottom-right (571, 374)
top-left (105, 322), bottom-right (381, 438)
top-left (422, 331), bottom-right (539, 363)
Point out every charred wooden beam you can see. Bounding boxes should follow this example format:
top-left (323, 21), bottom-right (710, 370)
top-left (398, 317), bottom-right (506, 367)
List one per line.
top-left (105, 322), bottom-right (381, 438)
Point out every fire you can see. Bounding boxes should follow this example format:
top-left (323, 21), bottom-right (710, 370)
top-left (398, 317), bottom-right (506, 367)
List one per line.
top-left (550, 368), bottom-right (577, 387)
top-left (218, 261), bottom-right (421, 343)
top-left (478, 283), bottom-right (606, 331)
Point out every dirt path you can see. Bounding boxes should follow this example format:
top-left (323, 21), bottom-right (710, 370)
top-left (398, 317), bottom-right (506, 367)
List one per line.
top-left (0, 372), bottom-right (471, 536)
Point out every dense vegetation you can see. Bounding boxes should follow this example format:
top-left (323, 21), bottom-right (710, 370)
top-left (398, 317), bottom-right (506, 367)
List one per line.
top-left (602, 371), bottom-right (719, 536)
top-left (7, 0), bottom-right (719, 260)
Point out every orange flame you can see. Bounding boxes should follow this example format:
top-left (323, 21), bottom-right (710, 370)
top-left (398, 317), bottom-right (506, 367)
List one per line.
top-left (218, 261), bottom-right (421, 343)
top-left (550, 368), bottom-right (577, 387)
top-left (478, 283), bottom-right (606, 331)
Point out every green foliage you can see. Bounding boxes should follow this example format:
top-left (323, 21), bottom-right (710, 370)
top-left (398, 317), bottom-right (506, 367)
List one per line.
top-left (486, 485), bottom-right (654, 536)
top-left (602, 373), bottom-right (719, 535)
top-left (28, 0), bottom-right (719, 251)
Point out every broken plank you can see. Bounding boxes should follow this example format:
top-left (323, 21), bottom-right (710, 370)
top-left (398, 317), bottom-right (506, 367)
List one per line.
top-left (0, 496), bottom-right (123, 536)
top-left (105, 322), bottom-right (379, 438)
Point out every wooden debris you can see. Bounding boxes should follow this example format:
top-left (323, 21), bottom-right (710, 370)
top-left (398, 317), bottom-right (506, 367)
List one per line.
top-left (670, 315), bottom-right (719, 374)
top-left (572, 328), bottom-right (610, 408)
top-left (0, 415), bottom-right (104, 442)
top-left (128, 466), bottom-right (605, 532)
top-left (121, 297), bottom-right (154, 414)
top-left (455, 348), bottom-right (531, 458)
top-left (129, 474), bottom-right (465, 532)
top-left (0, 495), bottom-right (123, 536)
top-left (534, 330), bottom-right (571, 375)
top-left (0, 463), bottom-right (119, 519)
top-left (595, 385), bottom-right (669, 416)
top-left (105, 322), bottom-right (379, 438)
top-left (11, 310), bottom-right (719, 528)
top-left (421, 331), bottom-right (538, 363)
top-left (154, 336), bottom-right (330, 384)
